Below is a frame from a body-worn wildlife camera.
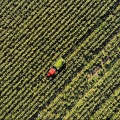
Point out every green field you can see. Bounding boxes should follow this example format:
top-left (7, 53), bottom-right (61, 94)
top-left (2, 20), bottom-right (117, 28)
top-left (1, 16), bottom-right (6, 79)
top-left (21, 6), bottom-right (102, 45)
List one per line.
top-left (0, 0), bottom-right (120, 120)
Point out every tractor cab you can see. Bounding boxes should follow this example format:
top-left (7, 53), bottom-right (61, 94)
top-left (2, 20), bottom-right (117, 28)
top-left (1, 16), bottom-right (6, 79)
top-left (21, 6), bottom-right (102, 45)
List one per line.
top-left (47, 68), bottom-right (56, 77)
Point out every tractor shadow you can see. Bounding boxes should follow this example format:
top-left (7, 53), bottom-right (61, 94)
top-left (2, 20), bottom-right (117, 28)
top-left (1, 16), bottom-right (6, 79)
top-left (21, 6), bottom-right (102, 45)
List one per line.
top-left (58, 63), bottom-right (66, 72)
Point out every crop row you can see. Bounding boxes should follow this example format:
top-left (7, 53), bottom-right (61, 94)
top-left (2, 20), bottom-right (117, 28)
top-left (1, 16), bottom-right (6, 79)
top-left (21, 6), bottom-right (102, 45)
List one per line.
top-left (1, 0), bottom-right (119, 119)
top-left (39, 31), bottom-right (119, 119)
top-left (90, 87), bottom-right (120, 119)
top-left (0, 0), bottom-right (115, 62)
top-left (0, 0), bottom-right (86, 75)
top-left (39, 34), bottom-right (119, 119)
top-left (64, 60), bottom-right (120, 119)
top-left (111, 111), bottom-right (120, 120)
top-left (0, 0), bottom-right (81, 49)
top-left (29, 35), bottom-right (119, 119)
top-left (1, 0), bottom-right (110, 94)
top-left (31, 0), bottom-right (117, 96)
top-left (0, 0), bottom-right (58, 55)
top-left (1, 9), bottom-right (118, 120)
top-left (0, 0), bottom-right (97, 70)
top-left (0, 0), bottom-right (91, 117)
top-left (37, 8), bottom-right (120, 115)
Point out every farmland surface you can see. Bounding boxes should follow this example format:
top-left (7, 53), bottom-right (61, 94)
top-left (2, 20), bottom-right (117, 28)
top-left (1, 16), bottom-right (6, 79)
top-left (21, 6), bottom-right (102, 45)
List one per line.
top-left (0, 0), bottom-right (120, 120)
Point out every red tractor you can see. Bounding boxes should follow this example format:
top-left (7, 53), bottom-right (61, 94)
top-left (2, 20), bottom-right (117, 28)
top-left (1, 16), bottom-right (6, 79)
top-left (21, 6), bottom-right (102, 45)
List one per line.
top-left (47, 57), bottom-right (65, 77)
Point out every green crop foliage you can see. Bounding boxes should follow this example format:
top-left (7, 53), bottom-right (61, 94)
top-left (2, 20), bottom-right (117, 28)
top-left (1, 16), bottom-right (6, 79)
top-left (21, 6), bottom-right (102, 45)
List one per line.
top-left (1, 0), bottom-right (120, 120)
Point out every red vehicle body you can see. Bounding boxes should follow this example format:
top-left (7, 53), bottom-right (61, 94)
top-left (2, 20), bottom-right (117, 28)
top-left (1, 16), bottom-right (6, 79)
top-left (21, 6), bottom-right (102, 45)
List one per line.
top-left (47, 68), bottom-right (56, 77)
